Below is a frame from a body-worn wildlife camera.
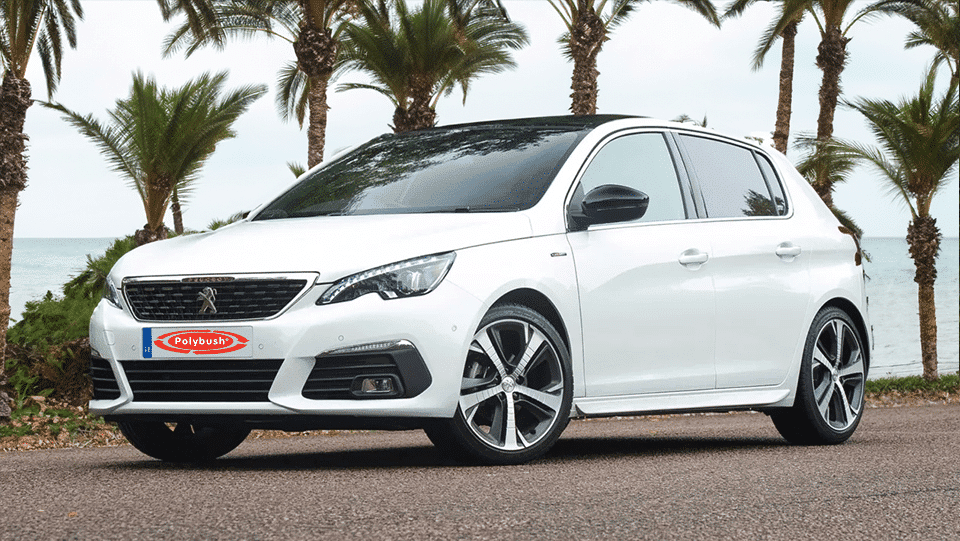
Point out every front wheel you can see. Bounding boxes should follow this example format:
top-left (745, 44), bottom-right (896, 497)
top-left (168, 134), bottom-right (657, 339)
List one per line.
top-left (427, 304), bottom-right (573, 465)
top-left (119, 421), bottom-right (250, 462)
top-left (772, 307), bottom-right (867, 445)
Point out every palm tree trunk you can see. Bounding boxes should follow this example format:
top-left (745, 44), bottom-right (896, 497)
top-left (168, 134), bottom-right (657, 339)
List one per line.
top-left (171, 188), bottom-right (184, 235)
top-left (392, 75), bottom-right (437, 133)
top-left (0, 73), bottom-right (32, 419)
top-left (568, 5), bottom-right (604, 116)
top-left (306, 71), bottom-right (331, 168)
top-left (916, 282), bottom-right (939, 380)
top-left (906, 215), bottom-right (942, 380)
top-left (392, 105), bottom-right (437, 132)
top-left (772, 20), bottom-right (799, 155)
top-left (815, 26), bottom-right (848, 141)
top-left (812, 25), bottom-right (849, 208)
top-left (135, 172), bottom-right (172, 246)
top-left (294, 21), bottom-right (339, 168)
top-left (0, 188), bottom-right (18, 420)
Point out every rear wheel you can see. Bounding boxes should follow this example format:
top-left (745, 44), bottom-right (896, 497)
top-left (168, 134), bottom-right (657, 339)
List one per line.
top-left (119, 421), bottom-right (250, 462)
top-left (427, 304), bottom-right (572, 465)
top-left (772, 307), bottom-right (866, 445)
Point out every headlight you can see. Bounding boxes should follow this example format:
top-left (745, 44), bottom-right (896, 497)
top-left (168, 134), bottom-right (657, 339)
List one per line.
top-left (318, 252), bottom-right (456, 305)
top-left (103, 278), bottom-right (123, 309)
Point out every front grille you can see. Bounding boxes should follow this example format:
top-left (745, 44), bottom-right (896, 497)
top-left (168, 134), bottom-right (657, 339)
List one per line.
top-left (124, 279), bottom-right (307, 321)
top-left (119, 359), bottom-right (283, 402)
top-left (303, 355), bottom-right (403, 400)
top-left (90, 356), bottom-right (121, 400)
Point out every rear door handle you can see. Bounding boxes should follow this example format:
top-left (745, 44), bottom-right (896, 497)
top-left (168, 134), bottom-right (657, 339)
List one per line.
top-left (678, 249), bottom-right (709, 267)
top-left (776, 242), bottom-right (802, 259)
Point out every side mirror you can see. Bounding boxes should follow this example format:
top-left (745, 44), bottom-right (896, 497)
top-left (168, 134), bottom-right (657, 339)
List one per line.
top-left (570, 185), bottom-right (649, 230)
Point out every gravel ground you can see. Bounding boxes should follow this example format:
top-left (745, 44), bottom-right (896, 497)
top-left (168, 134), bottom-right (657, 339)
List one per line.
top-left (1, 404), bottom-right (957, 540)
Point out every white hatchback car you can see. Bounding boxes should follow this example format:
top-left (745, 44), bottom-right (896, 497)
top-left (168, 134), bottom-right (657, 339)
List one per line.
top-left (90, 115), bottom-right (870, 464)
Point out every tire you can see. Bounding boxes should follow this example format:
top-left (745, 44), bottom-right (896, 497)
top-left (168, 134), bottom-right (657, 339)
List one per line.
top-left (119, 421), bottom-right (250, 462)
top-left (427, 304), bottom-right (573, 465)
top-left (772, 307), bottom-right (867, 445)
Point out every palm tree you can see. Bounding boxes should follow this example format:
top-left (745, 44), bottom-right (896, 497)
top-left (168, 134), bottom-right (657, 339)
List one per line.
top-left (44, 71), bottom-right (266, 245)
top-left (841, 69), bottom-right (958, 380)
top-left (724, 0), bottom-right (803, 154)
top-left (794, 135), bottom-right (865, 242)
top-left (550, 0), bottom-right (720, 116)
top-left (163, 0), bottom-right (355, 168)
top-left (759, 0), bottom-right (875, 207)
top-left (157, 0), bottom-right (223, 40)
top-left (867, 0), bottom-right (958, 90)
top-left (672, 113), bottom-right (708, 126)
top-left (338, 0), bottom-right (528, 132)
top-left (0, 0), bottom-right (84, 419)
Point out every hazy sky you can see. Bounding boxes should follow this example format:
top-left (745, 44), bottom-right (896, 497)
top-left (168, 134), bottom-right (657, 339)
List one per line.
top-left (14, 0), bottom-right (959, 239)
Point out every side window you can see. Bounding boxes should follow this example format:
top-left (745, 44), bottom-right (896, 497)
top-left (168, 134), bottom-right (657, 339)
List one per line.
top-left (572, 133), bottom-right (686, 223)
top-left (679, 135), bottom-right (779, 218)
top-left (756, 153), bottom-right (788, 216)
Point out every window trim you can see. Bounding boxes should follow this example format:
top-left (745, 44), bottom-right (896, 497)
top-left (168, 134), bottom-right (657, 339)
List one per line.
top-left (753, 151), bottom-right (791, 217)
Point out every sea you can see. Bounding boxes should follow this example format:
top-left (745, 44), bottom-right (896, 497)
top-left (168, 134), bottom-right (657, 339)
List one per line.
top-left (6, 237), bottom-right (959, 379)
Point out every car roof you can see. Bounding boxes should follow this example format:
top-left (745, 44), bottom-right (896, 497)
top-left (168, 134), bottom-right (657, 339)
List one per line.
top-left (433, 114), bottom-right (644, 132)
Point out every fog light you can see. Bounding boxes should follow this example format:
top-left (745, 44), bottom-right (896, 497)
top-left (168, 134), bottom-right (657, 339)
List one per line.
top-left (352, 375), bottom-right (402, 397)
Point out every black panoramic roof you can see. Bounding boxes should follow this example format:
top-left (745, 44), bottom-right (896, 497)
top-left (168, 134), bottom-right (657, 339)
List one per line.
top-left (432, 114), bottom-right (643, 132)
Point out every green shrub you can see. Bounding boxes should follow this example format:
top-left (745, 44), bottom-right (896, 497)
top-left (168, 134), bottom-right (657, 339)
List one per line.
top-left (7, 291), bottom-right (98, 350)
top-left (8, 236), bottom-right (136, 350)
top-left (62, 236), bottom-right (137, 301)
top-left (4, 236), bottom-right (135, 407)
top-left (865, 373), bottom-right (959, 394)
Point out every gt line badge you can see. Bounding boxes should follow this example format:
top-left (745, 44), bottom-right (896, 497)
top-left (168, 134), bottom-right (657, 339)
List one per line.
top-left (197, 287), bottom-right (218, 314)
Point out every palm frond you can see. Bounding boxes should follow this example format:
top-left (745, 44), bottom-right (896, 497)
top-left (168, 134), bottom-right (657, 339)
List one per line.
top-left (722, 0), bottom-right (761, 20)
top-left (1, 0), bottom-right (82, 96)
top-left (674, 0), bottom-right (721, 27)
top-left (835, 67), bottom-right (958, 218)
top-left (750, 0), bottom-right (806, 70)
top-left (287, 161), bottom-right (306, 177)
top-left (276, 60), bottom-right (310, 126)
top-left (39, 100), bottom-right (143, 196)
top-left (340, 0), bottom-right (526, 121)
top-left (794, 134), bottom-right (861, 188)
top-left (44, 69), bottom-right (265, 228)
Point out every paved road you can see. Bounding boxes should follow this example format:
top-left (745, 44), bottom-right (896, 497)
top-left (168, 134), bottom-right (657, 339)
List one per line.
top-left (2, 405), bottom-right (958, 540)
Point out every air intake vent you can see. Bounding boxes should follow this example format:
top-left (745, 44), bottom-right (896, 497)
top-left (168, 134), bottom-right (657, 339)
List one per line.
top-left (90, 356), bottom-right (121, 400)
top-left (303, 355), bottom-right (403, 400)
top-left (120, 359), bottom-right (283, 402)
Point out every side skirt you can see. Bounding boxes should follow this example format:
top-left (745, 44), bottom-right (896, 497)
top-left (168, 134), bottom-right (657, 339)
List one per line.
top-left (572, 387), bottom-right (792, 418)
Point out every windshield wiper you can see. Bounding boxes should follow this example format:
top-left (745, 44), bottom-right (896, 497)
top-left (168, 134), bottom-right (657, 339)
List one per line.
top-left (426, 206), bottom-right (520, 213)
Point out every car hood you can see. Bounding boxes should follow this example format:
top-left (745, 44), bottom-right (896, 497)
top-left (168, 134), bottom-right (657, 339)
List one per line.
top-left (111, 213), bottom-right (534, 281)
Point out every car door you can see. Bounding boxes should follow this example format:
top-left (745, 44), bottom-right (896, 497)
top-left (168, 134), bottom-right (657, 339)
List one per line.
top-left (567, 132), bottom-right (717, 397)
top-left (676, 134), bottom-right (812, 388)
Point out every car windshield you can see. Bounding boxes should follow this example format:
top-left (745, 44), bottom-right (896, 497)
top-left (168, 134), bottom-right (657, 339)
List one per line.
top-left (253, 125), bottom-right (586, 219)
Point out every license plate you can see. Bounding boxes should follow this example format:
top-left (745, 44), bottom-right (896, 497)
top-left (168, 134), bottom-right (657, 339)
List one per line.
top-left (142, 327), bottom-right (253, 358)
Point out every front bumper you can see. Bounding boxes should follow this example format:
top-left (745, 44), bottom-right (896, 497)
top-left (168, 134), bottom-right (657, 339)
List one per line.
top-left (88, 278), bottom-right (482, 422)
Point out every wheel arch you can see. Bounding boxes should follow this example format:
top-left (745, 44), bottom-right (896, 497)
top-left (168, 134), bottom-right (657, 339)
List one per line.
top-left (819, 297), bottom-right (871, 371)
top-left (491, 288), bottom-right (571, 354)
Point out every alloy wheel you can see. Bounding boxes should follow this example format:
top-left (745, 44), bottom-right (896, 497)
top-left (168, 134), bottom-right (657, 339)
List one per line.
top-left (811, 318), bottom-right (865, 431)
top-left (459, 318), bottom-right (566, 452)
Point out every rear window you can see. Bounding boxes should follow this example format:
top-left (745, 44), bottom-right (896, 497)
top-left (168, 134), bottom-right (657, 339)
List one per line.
top-left (254, 127), bottom-right (586, 219)
top-left (679, 135), bottom-right (782, 218)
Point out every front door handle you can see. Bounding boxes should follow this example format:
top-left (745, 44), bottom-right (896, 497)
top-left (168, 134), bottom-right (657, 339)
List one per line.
top-left (678, 249), bottom-right (709, 268)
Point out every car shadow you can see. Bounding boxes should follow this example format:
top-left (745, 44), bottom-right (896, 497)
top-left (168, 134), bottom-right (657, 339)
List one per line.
top-left (113, 434), bottom-right (788, 472)
top-left (548, 434), bottom-right (788, 462)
